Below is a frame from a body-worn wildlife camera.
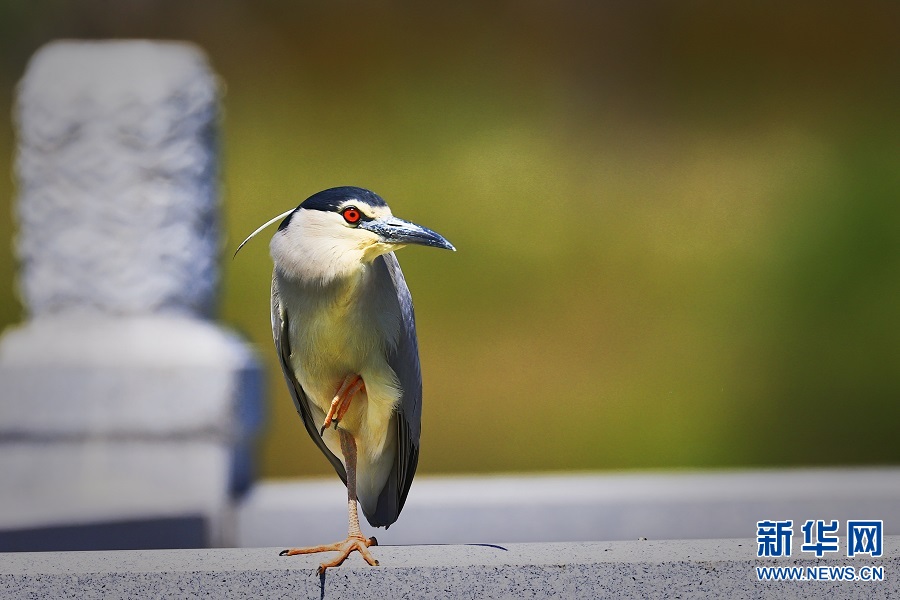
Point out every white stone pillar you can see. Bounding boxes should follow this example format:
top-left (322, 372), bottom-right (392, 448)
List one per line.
top-left (0, 41), bottom-right (262, 549)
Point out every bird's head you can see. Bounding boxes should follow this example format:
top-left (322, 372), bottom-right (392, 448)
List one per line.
top-left (237, 186), bottom-right (455, 283)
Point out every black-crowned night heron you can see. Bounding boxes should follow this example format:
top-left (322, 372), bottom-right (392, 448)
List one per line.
top-left (237, 186), bottom-right (454, 572)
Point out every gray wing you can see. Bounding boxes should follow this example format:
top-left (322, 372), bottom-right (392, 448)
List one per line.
top-left (271, 273), bottom-right (348, 486)
top-left (366, 253), bottom-right (422, 528)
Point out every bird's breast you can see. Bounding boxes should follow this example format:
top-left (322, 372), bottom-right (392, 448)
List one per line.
top-left (277, 266), bottom-right (403, 433)
top-left (289, 277), bottom-right (386, 373)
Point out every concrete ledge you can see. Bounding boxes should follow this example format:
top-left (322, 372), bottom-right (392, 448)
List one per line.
top-left (2, 538), bottom-right (897, 599)
top-left (237, 468), bottom-right (900, 546)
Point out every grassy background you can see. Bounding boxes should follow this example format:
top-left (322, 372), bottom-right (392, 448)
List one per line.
top-left (0, 2), bottom-right (898, 478)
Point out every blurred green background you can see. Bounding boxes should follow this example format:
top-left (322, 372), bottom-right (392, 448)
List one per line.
top-left (0, 2), bottom-right (898, 479)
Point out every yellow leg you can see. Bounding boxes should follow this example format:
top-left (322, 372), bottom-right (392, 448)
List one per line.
top-left (279, 430), bottom-right (379, 573)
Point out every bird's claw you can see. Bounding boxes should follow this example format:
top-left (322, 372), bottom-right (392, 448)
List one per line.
top-left (318, 420), bottom-right (341, 436)
top-left (319, 375), bottom-right (364, 437)
top-left (281, 535), bottom-right (379, 573)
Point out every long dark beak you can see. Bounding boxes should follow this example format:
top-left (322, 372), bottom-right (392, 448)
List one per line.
top-left (360, 216), bottom-right (456, 251)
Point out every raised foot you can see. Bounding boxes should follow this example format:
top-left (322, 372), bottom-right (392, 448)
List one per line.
top-left (280, 535), bottom-right (379, 574)
top-left (320, 375), bottom-right (365, 435)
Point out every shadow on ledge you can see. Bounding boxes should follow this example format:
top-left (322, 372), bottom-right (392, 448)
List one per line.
top-left (0, 516), bottom-right (206, 552)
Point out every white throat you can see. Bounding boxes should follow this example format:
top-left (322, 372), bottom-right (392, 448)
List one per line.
top-left (270, 208), bottom-right (388, 284)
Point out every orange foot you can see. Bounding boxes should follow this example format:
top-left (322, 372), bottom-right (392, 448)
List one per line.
top-left (279, 535), bottom-right (379, 574)
top-left (320, 375), bottom-right (365, 435)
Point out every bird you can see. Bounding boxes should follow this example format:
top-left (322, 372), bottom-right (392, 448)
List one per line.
top-left (236, 186), bottom-right (454, 573)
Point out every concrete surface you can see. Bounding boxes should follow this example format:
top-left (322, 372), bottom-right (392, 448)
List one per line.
top-left (0, 40), bottom-right (262, 549)
top-left (237, 468), bottom-right (900, 546)
top-left (13, 40), bottom-right (220, 317)
top-left (1, 538), bottom-right (896, 599)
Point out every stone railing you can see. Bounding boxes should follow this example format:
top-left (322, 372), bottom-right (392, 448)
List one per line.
top-left (1, 537), bottom-right (897, 599)
top-left (0, 40), bottom-right (262, 548)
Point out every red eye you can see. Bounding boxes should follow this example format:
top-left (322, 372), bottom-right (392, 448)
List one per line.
top-left (342, 207), bottom-right (361, 224)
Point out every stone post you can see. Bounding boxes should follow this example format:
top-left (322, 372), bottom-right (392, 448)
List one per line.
top-left (0, 41), bottom-right (262, 550)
